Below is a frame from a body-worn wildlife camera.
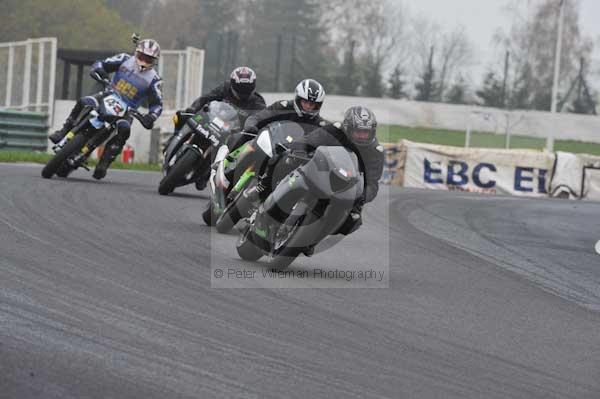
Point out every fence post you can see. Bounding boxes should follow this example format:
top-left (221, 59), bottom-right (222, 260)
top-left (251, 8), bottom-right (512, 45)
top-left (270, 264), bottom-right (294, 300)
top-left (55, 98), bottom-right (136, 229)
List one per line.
top-left (22, 39), bottom-right (33, 110)
top-left (5, 45), bottom-right (14, 107)
top-left (197, 49), bottom-right (204, 97)
top-left (149, 127), bottom-right (161, 164)
top-left (184, 47), bottom-right (192, 107)
top-left (47, 38), bottom-right (58, 133)
top-left (176, 53), bottom-right (184, 109)
top-left (465, 112), bottom-right (473, 148)
top-left (35, 41), bottom-right (45, 112)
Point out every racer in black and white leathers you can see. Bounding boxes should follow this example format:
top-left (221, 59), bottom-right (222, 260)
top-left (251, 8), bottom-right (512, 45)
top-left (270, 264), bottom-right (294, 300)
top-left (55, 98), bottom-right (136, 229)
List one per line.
top-left (227, 78), bottom-right (328, 154)
top-left (246, 79), bottom-right (327, 130)
top-left (222, 79), bottom-right (329, 205)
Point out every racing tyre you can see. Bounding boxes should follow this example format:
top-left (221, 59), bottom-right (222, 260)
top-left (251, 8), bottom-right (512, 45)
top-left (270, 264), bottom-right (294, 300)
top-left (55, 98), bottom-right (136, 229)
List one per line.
top-left (202, 202), bottom-right (218, 226)
top-left (158, 150), bottom-right (200, 195)
top-left (42, 134), bottom-right (87, 179)
top-left (215, 183), bottom-right (255, 234)
top-left (236, 226), bottom-right (263, 261)
top-left (267, 214), bottom-right (305, 270)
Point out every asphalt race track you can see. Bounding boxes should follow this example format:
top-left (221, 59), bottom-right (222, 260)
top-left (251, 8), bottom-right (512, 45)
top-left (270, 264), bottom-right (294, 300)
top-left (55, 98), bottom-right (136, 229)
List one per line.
top-left (1, 162), bottom-right (600, 399)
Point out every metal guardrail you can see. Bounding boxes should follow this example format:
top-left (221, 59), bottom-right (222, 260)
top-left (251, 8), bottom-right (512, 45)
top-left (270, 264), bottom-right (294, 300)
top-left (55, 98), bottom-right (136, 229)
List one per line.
top-left (0, 109), bottom-right (48, 151)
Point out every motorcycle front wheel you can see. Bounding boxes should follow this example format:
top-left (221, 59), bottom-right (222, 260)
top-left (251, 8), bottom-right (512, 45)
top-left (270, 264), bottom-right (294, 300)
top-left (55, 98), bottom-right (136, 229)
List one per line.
top-left (158, 150), bottom-right (201, 195)
top-left (266, 213), bottom-right (306, 270)
top-left (236, 225), bottom-right (263, 261)
top-left (41, 134), bottom-right (88, 179)
top-left (202, 202), bottom-right (218, 226)
top-left (215, 178), bottom-right (256, 234)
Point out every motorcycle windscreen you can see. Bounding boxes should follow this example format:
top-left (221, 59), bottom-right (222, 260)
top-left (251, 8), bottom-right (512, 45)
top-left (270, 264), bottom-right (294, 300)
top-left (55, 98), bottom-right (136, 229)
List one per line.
top-left (267, 121), bottom-right (305, 151)
top-left (301, 146), bottom-right (363, 201)
top-left (207, 101), bottom-right (241, 133)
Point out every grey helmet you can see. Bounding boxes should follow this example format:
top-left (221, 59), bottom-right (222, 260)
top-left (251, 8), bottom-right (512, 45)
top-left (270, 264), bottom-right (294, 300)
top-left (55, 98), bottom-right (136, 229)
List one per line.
top-left (293, 79), bottom-right (325, 118)
top-left (342, 106), bottom-right (377, 146)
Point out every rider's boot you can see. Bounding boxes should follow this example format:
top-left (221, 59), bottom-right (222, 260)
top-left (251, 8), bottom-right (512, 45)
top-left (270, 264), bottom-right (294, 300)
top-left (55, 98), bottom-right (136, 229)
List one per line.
top-left (302, 245), bottom-right (316, 257)
top-left (49, 116), bottom-right (76, 144)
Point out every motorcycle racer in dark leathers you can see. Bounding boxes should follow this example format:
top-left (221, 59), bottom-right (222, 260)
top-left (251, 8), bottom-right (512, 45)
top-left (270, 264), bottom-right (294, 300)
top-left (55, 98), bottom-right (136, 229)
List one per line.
top-left (174, 66), bottom-right (266, 130)
top-left (171, 67), bottom-right (265, 190)
top-left (49, 38), bottom-right (163, 180)
top-left (248, 106), bottom-right (384, 256)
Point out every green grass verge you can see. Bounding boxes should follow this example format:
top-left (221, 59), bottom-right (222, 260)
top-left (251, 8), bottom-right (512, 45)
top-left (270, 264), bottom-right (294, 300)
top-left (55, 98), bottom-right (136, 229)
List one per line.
top-left (3, 125), bottom-right (600, 167)
top-left (378, 125), bottom-right (600, 156)
top-left (0, 150), bottom-right (161, 172)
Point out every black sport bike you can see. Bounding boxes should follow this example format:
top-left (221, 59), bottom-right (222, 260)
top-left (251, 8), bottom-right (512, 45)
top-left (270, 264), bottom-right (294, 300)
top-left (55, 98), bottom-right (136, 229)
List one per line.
top-left (159, 101), bottom-right (241, 195)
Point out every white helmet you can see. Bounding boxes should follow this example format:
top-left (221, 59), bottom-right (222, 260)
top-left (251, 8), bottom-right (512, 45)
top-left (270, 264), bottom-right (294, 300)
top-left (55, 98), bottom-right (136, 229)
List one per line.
top-left (293, 79), bottom-right (325, 118)
top-left (135, 39), bottom-right (160, 71)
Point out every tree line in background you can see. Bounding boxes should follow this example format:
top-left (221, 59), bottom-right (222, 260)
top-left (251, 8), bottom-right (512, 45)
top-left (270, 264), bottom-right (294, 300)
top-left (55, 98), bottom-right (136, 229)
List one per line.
top-left (1, 0), bottom-right (597, 114)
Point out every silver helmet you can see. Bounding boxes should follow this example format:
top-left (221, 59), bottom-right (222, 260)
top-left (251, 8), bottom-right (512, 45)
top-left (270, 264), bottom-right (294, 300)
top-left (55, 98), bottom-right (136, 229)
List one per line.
top-left (293, 79), bottom-right (325, 118)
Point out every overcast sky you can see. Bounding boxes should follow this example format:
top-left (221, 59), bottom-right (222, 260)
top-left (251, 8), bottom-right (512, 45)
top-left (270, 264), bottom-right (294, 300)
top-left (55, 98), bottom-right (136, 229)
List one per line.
top-left (406, 0), bottom-right (600, 81)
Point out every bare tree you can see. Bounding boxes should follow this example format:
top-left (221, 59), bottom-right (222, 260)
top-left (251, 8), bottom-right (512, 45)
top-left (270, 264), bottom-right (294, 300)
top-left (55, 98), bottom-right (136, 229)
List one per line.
top-left (411, 16), bottom-right (473, 102)
top-left (360, 0), bottom-right (408, 96)
top-left (493, 0), bottom-right (593, 110)
top-left (411, 15), bottom-right (441, 86)
top-left (143, 0), bottom-right (242, 49)
top-left (437, 26), bottom-right (473, 101)
top-left (322, 0), bottom-right (409, 96)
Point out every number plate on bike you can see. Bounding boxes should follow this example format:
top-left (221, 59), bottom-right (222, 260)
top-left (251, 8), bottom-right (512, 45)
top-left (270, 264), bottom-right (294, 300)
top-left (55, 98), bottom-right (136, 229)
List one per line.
top-left (103, 94), bottom-right (128, 117)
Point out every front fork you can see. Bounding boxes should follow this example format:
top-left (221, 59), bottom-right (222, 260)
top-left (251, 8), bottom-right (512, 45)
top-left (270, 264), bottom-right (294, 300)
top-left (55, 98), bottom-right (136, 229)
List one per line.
top-left (79, 127), bottom-right (111, 159)
top-left (56, 119), bottom-right (110, 169)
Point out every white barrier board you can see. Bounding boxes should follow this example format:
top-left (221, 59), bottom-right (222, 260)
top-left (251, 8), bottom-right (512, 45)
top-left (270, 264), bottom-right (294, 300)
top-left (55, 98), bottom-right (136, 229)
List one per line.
top-left (401, 140), bottom-right (555, 197)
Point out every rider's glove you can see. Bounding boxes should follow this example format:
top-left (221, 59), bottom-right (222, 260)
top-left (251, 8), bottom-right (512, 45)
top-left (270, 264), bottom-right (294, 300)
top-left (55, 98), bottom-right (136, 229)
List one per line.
top-left (139, 113), bottom-right (157, 129)
top-left (90, 68), bottom-right (109, 82)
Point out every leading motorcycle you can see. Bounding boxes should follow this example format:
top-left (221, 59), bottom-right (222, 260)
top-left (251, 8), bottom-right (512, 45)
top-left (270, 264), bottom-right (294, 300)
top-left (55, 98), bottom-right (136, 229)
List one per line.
top-left (41, 80), bottom-right (146, 179)
top-left (236, 144), bottom-right (364, 270)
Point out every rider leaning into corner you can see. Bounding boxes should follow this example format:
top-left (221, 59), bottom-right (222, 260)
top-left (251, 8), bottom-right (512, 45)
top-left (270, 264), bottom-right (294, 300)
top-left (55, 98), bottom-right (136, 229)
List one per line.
top-left (225, 78), bottom-right (329, 158)
top-left (248, 106), bottom-right (384, 256)
top-left (49, 37), bottom-right (163, 180)
top-left (173, 66), bottom-right (266, 130)
top-left (169, 67), bottom-right (266, 190)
